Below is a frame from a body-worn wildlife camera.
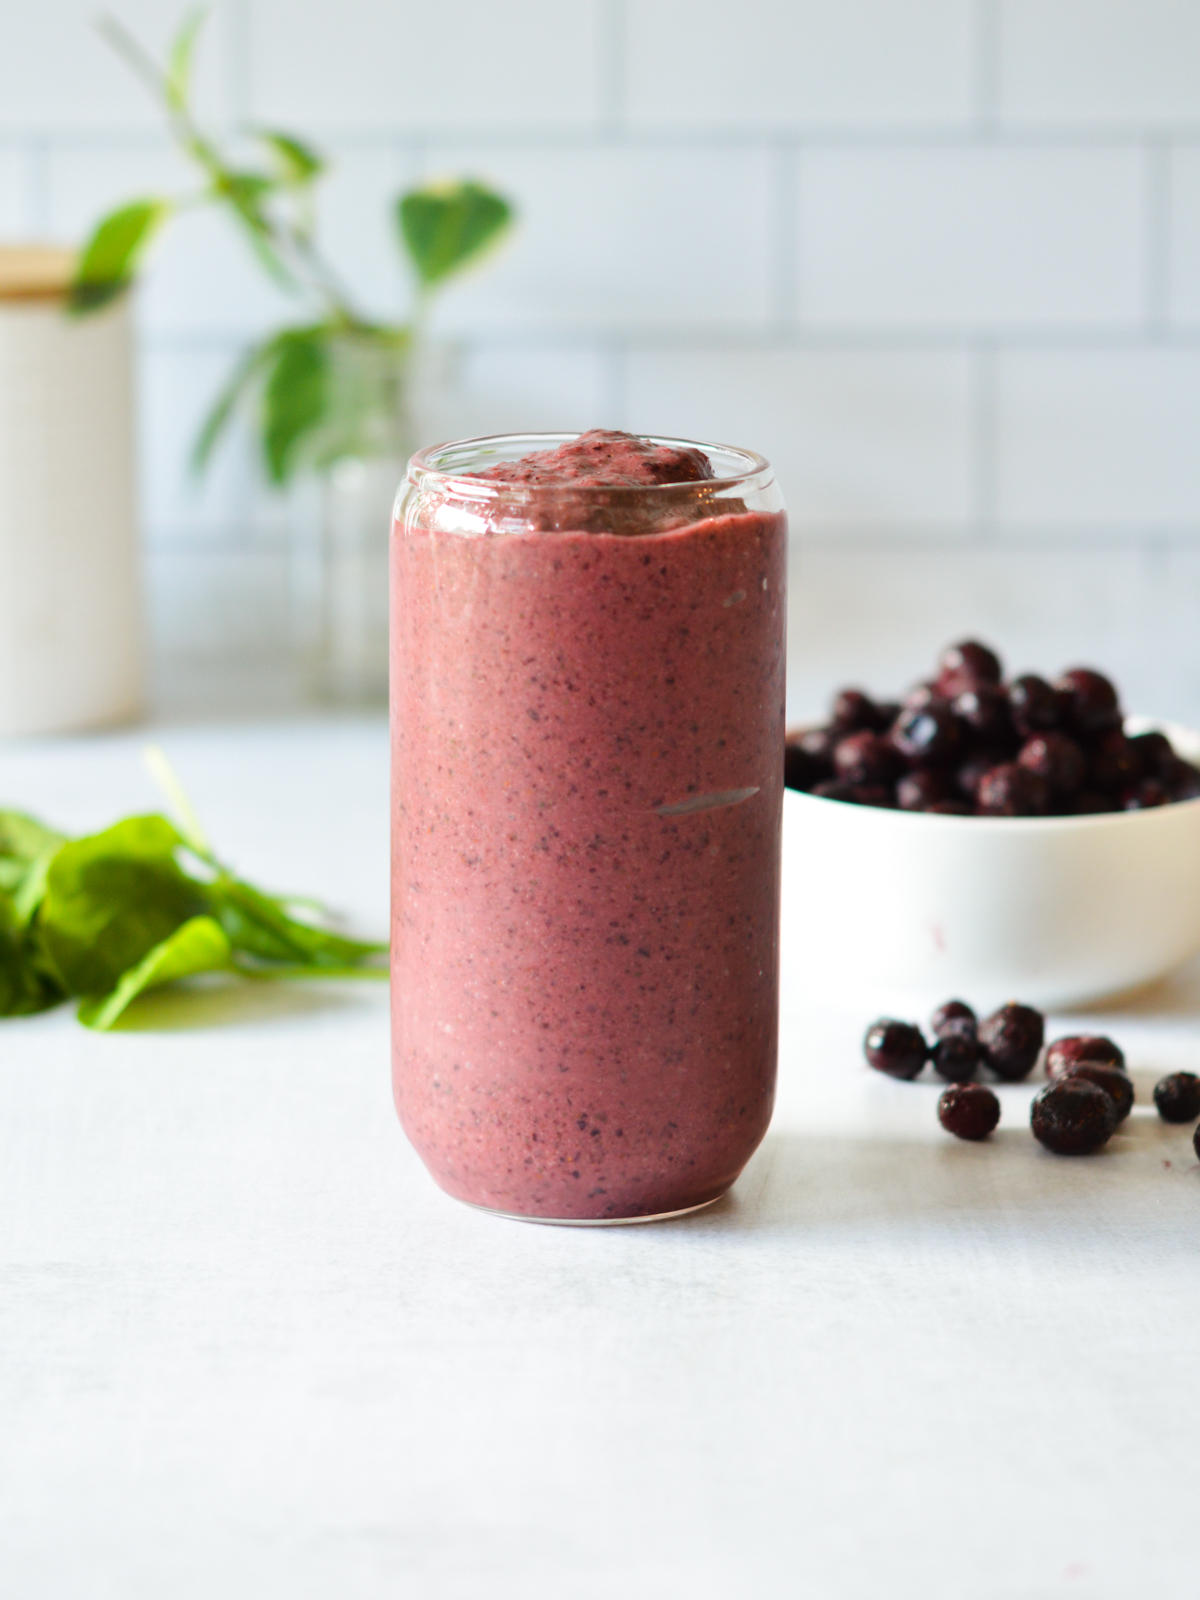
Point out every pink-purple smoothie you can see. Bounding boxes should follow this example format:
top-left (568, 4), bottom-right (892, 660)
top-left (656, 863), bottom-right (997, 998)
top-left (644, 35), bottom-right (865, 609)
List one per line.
top-left (391, 431), bottom-right (787, 1219)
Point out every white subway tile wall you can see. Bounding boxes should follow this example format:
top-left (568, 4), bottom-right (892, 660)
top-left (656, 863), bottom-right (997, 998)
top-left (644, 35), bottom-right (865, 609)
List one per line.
top-left (2, 0), bottom-right (1200, 717)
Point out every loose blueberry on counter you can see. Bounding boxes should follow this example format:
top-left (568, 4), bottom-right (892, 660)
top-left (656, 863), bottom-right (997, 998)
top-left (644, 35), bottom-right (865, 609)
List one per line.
top-left (1059, 1061), bottom-right (1134, 1124)
top-left (1031, 1078), bottom-right (1118, 1155)
top-left (979, 1002), bottom-right (1045, 1082)
top-left (1152, 1072), bottom-right (1200, 1124)
top-left (1043, 1034), bottom-right (1126, 1078)
top-left (1017, 732), bottom-right (1086, 798)
top-left (938, 1082), bottom-right (1001, 1140)
top-left (863, 1019), bottom-right (929, 1080)
top-left (932, 1029), bottom-right (979, 1082)
top-left (1007, 675), bottom-right (1062, 738)
top-left (1056, 668), bottom-right (1122, 738)
top-left (976, 763), bottom-right (1050, 817)
top-left (931, 999), bottom-right (976, 1037)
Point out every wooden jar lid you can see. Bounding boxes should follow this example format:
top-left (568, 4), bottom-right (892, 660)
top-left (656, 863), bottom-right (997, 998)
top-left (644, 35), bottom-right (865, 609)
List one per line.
top-left (0, 245), bottom-right (78, 302)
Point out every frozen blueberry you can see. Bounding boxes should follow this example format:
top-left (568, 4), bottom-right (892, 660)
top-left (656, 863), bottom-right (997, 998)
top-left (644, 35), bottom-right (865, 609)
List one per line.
top-left (863, 1019), bottom-right (928, 1080)
top-left (1089, 731), bottom-right (1139, 796)
top-left (833, 730), bottom-right (903, 787)
top-left (1070, 789), bottom-right (1118, 815)
top-left (1057, 668), bottom-right (1122, 738)
top-left (952, 684), bottom-right (1014, 746)
top-left (797, 726), bottom-right (839, 763)
top-left (1152, 1072), bottom-right (1200, 1124)
top-left (956, 754), bottom-right (999, 801)
top-left (892, 704), bottom-right (964, 768)
top-left (1128, 730), bottom-right (1177, 782)
top-left (926, 800), bottom-right (973, 815)
top-left (1017, 733), bottom-right (1086, 799)
top-left (1031, 1078), bottom-right (1117, 1155)
top-left (1170, 761), bottom-right (1200, 801)
top-left (832, 688), bottom-right (886, 733)
top-left (784, 737), bottom-right (831, 792)
top-left (932, 1029), bottom-right (979, 1083)
top-left (1008, 675), bottom-right (1062, 738)
top-left (931, 999), bottom-right (976, 1038)
top-left (896, 769), bottom-right (952, 811)
top-left (976, 763), bottom-right (1050, 817)
top-left (812, 779), bottom-right (893, 808)
top-left (979, 1002), bottom-right (1045, 1082)
top-left (1044, 1035), bottom-right (1126, 1079)
top-left (1060, 1061), bottom-right (1134, 1124)
top-left (1122, 779), bottom-right (1170, 810)
top-left (936, 640), bottom-right (1003, 697)
top-left (938, 1083), bottom-right (1001, 1141)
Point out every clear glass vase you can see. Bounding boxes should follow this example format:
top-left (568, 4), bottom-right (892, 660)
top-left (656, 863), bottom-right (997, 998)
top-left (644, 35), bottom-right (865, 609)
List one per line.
top-left (291, 332), bottom-right (413, 705)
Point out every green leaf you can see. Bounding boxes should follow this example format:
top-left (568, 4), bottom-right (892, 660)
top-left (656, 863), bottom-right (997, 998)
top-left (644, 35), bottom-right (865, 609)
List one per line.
top-left (211, 875), bottom-right (386, 969)
top-left (0, 809), bottom-right (68, 866)
top-left (69, 199), bottom-right (172, 313)
top-left (396, 180), bottom-right (512, 291)
top-left (191, 338), bottom-right (277, 476)
top-left (0, 892), bottom-right (65, 1017)
top-left (165, 8), bottom-right (208, 113)
top-left (39, 816), bottom-right (206, 996)
top-left (78, 915), bottom-right (232, 1031)
top-left (257, 130), bottom-right (324, 186)
top-left (261, 328), bottom-right (330, 484)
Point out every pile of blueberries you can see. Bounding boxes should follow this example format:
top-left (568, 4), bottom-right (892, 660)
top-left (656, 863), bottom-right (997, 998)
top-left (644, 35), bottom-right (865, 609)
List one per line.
top-left (864, 999), bottom-right (1200, 1157)
top-left (786, 639), bottom-right (1200, 816)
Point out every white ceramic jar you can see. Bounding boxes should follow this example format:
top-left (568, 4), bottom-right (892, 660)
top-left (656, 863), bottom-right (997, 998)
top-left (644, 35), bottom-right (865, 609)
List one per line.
top-left (0, 247), bottom-right (143, 736)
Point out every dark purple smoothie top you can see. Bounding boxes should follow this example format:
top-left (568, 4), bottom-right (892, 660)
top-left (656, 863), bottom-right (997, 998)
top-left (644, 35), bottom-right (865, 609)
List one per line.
top-left (455, 429), bottom-right (741, 535)
top-left (468, 428), bottom-right (715, 489)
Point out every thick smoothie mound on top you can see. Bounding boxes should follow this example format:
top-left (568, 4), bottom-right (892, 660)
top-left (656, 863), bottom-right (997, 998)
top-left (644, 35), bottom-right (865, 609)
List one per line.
top-left (470, 428), bottom-right (715, 488)
top-left (462, 430), bottom-right (727, 536)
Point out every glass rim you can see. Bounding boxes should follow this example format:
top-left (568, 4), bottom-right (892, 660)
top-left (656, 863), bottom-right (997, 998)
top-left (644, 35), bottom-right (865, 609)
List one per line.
top-left (405, 431), bottom-right (774, 497)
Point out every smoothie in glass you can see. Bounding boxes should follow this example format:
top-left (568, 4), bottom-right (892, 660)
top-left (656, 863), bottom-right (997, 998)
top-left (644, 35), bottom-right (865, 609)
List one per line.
top-left (391, 431), bottom-right (786, 1221)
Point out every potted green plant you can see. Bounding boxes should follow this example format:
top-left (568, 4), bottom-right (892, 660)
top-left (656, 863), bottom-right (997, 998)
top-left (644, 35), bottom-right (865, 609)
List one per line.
top-left (73, 10), bottom-right (514, 702)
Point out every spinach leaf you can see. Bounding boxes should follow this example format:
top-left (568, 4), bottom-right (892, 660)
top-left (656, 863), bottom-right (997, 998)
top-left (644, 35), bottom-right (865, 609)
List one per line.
top-left (39, 816), bottom-right (206, 997)
top-left (78, 915), bottom-right (233, 1031)
top-left (0, 892), bottom-right (64, 1017)
top-left (212, 875), bottom-right (387, 969)
top-left (0, 809), bottom-right (68, 864)
top-left (397, 181), bottom-right (512, 292)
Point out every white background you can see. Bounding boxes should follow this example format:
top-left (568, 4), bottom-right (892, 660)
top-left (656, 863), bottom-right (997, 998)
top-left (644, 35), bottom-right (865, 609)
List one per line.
top-left (3, 0), bottom-right (1200, 719)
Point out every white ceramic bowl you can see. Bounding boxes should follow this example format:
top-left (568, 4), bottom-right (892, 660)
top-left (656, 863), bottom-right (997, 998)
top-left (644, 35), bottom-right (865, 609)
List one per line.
top-left (780, 722), bottom-right (1200, 1012)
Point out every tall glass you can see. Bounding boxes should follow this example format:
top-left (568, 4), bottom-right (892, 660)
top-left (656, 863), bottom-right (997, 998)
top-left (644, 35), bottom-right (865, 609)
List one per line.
top-left (391, 434), bottom-right (787, 1222)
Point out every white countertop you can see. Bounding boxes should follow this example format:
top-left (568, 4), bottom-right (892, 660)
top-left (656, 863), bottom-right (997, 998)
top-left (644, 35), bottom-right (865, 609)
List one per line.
top-left (3, 717), bottom-right (1199, 1600)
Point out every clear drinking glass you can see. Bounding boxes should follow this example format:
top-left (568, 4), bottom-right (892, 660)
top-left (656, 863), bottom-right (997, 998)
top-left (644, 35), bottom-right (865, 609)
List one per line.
top-left (391, 433), bottom-right (787, 1222)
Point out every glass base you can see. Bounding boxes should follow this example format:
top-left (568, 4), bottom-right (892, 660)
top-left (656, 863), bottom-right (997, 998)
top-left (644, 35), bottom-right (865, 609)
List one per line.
top-left (458, 1191), bottom-right (728, 1227)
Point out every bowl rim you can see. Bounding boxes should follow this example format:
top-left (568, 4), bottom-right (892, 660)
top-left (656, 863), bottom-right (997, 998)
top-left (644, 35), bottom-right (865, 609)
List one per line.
top-left (785, 716), bottom-right (1200, 832)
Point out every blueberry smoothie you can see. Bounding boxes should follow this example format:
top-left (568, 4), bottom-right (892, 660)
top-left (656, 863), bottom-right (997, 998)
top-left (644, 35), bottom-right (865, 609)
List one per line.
top-left (391, 431), bottom-right (787, 1220)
